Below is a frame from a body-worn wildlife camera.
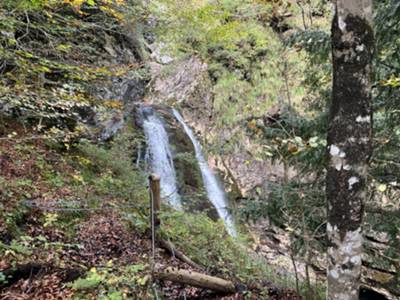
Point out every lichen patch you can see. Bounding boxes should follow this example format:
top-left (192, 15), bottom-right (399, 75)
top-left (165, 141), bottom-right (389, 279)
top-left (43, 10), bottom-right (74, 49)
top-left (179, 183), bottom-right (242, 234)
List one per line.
top-left (356, 115), bottom-right (370, 123)
top-left (348, 177), bottom-right (359, 190)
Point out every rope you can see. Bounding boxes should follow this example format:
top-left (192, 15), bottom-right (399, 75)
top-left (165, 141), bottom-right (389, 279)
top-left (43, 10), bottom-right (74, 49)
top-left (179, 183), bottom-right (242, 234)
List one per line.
top-left (21, 199), bottom-right (140, 212)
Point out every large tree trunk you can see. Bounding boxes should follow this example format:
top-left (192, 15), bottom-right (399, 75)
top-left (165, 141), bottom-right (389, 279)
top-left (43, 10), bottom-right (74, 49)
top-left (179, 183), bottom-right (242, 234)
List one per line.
top-left (327, 1), bottom-right (373, 299)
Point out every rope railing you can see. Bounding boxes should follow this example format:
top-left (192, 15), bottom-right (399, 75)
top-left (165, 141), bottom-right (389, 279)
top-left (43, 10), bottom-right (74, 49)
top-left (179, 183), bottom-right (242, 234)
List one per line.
top-left (21, 199), bottom-right (141, 211)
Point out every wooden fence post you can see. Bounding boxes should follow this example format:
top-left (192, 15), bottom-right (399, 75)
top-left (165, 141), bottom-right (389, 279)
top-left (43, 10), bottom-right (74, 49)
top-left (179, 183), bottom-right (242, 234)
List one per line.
top-left (149, 173), bottom-right (161, 274)
top-left (149, 173), bottom-right (161, 228)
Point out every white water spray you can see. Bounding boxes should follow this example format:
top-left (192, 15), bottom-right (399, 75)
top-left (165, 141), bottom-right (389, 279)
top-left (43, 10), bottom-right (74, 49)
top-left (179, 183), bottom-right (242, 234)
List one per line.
top-left (172, 109), bottom-right (237, 237)
top-left (141, 107), bottom-right (182, 210)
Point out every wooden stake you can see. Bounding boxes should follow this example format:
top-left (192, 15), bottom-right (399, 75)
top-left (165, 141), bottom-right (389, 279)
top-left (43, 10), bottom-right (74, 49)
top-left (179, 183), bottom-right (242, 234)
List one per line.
top-left (149, 173), bottom-right (161, 273)
top-left (149, 173), bottom-right (161, 228)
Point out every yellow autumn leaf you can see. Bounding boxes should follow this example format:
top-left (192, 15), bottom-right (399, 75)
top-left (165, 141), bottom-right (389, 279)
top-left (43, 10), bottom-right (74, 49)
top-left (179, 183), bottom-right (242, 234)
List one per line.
top-left (72, 174), bottom-right (84, 183)
top-left (247, 120), bottom-right (257, 130)
top-left (286, 226), bottom-right (295, 232)
top-left (378, 184), bottom-right (387, 192)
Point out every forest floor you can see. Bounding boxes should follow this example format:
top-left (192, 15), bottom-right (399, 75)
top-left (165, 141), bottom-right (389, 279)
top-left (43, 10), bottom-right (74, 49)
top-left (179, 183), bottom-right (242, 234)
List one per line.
top-left (0, 120), bottom-right (301, 299)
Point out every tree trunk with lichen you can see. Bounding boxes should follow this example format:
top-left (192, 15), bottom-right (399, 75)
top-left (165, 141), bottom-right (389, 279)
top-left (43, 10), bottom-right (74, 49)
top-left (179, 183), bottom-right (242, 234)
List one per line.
top-left (326, 1), bottom-right (373, 300)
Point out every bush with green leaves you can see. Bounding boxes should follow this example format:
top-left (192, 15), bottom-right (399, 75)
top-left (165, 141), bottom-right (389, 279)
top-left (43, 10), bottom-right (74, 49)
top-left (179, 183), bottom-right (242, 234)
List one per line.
top-left (70, 263), bottom-right (149, 299)
top-left (76, 130), bottom-right (148, 208)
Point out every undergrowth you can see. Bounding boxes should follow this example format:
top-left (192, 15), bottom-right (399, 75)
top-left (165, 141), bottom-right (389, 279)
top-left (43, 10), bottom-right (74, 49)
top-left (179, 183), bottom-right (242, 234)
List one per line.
top-left (0, 119), bottom-right (319, 298)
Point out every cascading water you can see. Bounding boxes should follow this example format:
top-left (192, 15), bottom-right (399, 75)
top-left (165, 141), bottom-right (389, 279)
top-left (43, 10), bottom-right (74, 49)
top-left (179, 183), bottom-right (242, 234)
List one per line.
top-left (172, 109), bottom-right (237, 237)
top-left (141, 107), bottom-right (182, 210)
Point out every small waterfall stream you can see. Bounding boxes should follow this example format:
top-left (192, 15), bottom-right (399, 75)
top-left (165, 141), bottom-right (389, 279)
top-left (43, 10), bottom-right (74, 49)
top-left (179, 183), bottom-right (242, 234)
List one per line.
top-left (141, 107), bottom-right (182, 210)
top-left (172, 109), bottom-right (237, 237)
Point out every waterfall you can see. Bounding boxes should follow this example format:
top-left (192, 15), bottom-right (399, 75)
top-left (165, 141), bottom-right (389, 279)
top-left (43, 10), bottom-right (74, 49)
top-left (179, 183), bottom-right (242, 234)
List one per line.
top-left (172, 109), bottom-right (237, 237)
top-left (141, 107), bottom-right (182, 210)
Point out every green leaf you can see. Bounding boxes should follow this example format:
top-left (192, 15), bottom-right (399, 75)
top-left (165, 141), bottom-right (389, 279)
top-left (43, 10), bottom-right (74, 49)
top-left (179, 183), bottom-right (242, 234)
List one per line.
top-left (107, 292), bottom-right (123, 300)
top-left (70, 272), bottom-right (103, 290)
